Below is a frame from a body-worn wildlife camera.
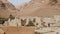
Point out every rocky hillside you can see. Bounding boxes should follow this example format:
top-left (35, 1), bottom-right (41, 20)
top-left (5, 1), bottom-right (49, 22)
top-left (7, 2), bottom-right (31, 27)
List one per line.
top-left (0, 0), bottom-right (60, 18)
top-left (0, 0), bottom-right (20, 18)
top-left (19, 0), bottom-right (60, 17)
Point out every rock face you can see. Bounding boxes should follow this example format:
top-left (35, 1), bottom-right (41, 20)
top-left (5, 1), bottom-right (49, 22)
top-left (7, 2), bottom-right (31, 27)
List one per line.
top-left (20, 0), bottom-right (60, 17)
top-left (0, 0), bottom-right (19, 18)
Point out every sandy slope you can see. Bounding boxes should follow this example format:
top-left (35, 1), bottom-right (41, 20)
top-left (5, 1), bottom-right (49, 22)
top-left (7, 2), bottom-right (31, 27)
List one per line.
top-left (19, 0), bottom-right (60, 17)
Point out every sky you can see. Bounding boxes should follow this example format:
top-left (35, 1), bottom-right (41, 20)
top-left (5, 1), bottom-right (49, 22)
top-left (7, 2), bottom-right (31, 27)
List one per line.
top-left (8, 0), bottom-right (31, 6)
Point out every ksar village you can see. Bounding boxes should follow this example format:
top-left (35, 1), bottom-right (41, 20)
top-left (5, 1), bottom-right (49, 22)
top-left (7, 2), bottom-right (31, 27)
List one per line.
top-left (0, 0), bottom-right (60, 34)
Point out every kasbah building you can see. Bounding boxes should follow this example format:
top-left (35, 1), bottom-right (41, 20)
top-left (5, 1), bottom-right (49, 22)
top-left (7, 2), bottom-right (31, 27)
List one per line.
top-left (0, 0), bottom-right (60, 34)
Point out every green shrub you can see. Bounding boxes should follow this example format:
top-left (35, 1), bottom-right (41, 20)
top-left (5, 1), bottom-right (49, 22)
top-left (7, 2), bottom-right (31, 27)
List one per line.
top-left (0, 18), bottom-right (8, 21)
top-left (26, 20), bottom-right (35, 26)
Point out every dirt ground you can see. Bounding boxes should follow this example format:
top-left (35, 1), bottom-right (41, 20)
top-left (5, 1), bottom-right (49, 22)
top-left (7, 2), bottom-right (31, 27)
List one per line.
top-left (0, 26), bottom-right (35, 34)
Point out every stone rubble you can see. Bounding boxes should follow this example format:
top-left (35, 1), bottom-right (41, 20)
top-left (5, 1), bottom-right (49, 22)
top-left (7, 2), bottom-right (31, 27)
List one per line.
top-left (3, 15), bottom-right (60, 27)
top-left (0, 15), bottom-right (59, 34)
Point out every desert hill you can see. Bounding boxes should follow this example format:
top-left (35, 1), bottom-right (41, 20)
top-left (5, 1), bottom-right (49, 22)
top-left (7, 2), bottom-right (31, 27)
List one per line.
top-left (19, 0), bottom-right (60, 17)
top-left (0, 0), bottom-right (19, 18)
top-left (0, 0), bottom-right (60, 18)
